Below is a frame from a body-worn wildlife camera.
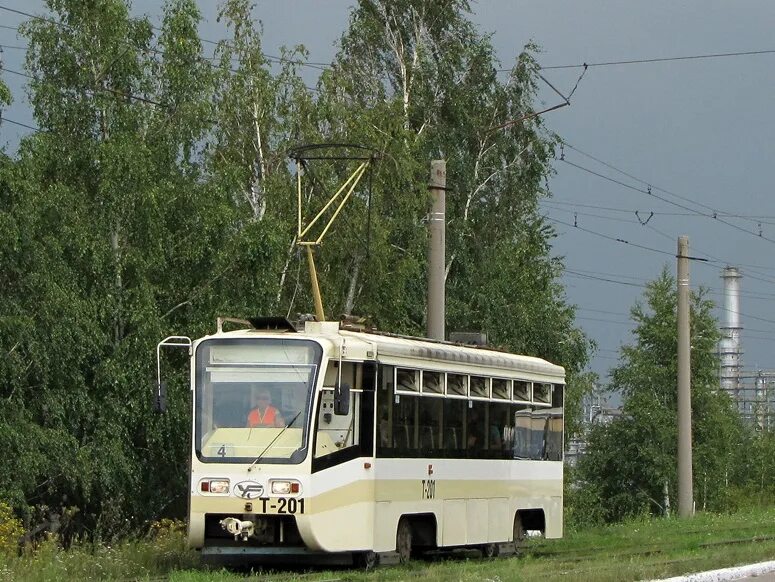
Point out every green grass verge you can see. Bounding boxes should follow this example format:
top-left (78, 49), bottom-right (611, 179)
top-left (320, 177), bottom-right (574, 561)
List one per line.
top-left (2, 508), bottom-right (775, 581)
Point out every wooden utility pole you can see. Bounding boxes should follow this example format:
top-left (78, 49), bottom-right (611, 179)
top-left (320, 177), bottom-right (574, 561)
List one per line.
top-left (677, 235), bottom-right (694, 517)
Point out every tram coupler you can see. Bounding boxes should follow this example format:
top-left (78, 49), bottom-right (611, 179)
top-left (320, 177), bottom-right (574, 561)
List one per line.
top-left (220, 517), bottom-right (255, 541)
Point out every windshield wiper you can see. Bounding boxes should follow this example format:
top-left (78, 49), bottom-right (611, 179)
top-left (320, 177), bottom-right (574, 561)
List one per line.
top-left (247, 411), bottom-right (303, 473)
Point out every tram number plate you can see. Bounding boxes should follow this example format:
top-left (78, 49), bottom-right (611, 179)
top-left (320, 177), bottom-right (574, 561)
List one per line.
top-left (421, 479), bottom-right (436, 499)
top-left (257, 497), bottom-right (306, 514)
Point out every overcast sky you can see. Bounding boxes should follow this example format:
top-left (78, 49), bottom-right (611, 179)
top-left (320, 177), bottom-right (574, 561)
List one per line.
top-left (2, 1), bottom-right (775, 391)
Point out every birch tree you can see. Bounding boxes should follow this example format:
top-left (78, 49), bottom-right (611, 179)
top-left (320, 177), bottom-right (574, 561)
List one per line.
top-left (576, 269), bottom-right (745, 522)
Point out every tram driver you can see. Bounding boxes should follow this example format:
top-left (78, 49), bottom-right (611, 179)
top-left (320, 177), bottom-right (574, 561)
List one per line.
top-left (247, 389), bottom-right (285, 428)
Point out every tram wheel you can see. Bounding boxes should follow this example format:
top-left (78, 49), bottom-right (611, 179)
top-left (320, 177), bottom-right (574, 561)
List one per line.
top-left (513, 513), bottom-right (527, 555)
top-left (481, 542), bottom-right (500, 558)
top-left (396, 517), bottom-right (412, 564)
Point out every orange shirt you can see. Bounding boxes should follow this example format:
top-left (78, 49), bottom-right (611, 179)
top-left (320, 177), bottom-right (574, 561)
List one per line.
top-left (247, 405), bottom-right (280, 427)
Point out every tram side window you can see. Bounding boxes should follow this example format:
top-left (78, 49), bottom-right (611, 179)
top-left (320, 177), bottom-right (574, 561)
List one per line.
top-left (422, 370), bottom-right (443, 394)
top-left (546, 384), bottom-right (564, 461)
top-left (534, 382), bottom-right (552, 405)
top-left (447, 373), bottom-right (467, 396)
top-left (530, 411), bottom-right (547, 460)
top-left (393, 394), bottom-right (418, 453)
top-left (314, 362), bottom-right (360, 459)
top-left (545, 413), bottom-right (563, 461)
top-left (443, 398), bottom-right (465, 452)
top-left (492, 378), bottom-right (510, 400)
top-left (466, 401), bottom-right (487, 455)
top-left (552, 384), bottom-right (564, 408)
top-left (488, 402), bottom-right (511, 456)
top-left (470, 376), bottom-right (488, 398)
top-left (377, 365), bottom-right (394, 452)
top-left (513, 380), bottom-right (530, 402)
top-left (513, 405), bottom-right (535, 459)
top-left (512, 403), bottom-right (563, 461)
top-left (418, 397), bottom-right (442, 454)
top-left (396, 368), bottom-right (419, 392)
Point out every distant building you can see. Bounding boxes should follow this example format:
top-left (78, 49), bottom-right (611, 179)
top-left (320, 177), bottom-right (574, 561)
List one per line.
top-left (565, 387), bottom-right (622, 467)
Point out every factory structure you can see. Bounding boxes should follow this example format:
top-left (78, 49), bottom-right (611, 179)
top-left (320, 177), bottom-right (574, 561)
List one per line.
top-left (718, 266), bottom-right (775, 431)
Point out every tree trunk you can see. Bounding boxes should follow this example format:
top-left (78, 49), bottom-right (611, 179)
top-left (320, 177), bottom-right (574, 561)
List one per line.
top-left (343, 257), bottom-right (361, 316)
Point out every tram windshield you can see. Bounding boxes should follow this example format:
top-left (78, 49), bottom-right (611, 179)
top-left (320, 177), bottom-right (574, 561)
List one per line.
top-left (194, 338), bottom-right (322, 464)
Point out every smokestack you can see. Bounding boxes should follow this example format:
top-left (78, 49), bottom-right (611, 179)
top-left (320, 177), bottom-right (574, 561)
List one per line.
top-left (427, 160), bottom-right (446, 340)
top-left (719, 266), bottom-right (742, 401)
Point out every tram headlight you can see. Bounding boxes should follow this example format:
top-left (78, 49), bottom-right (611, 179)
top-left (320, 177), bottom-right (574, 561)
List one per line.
top-left (200, 479), bottom-right (230, 494)
top-left (270, 480), bottom-right (301, 495)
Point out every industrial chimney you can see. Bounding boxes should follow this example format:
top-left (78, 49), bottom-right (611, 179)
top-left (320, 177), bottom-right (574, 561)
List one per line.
top-left (719, 267), bottom-right (742, 402)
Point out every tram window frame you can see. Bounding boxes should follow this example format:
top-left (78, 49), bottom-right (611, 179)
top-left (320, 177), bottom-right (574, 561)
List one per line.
top-left (470, 375), bottom-right (489, 399)
top-left (533, 382), bottom-right (552, 406)
top-left (492, 378), bottom-right (511, 400)
top-left (513, 380), bottom-right (531, 403)
top-left (421, 370), bottom-right (444, 395)
top-left (446, 373), bottom-right (468, 397)
top-left (395, 368), bottom-right (420, 394)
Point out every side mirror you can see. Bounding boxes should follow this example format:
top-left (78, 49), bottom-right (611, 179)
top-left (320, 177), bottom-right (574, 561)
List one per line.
top-left (333, 382), bottom-right (351, 416)
top-left (154, 381), bottom-right (168, 413)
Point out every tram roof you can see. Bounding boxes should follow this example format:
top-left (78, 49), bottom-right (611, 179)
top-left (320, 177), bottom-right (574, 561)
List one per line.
top-left (205, 319), bottom-right (565, 380)
top-left (338, 327), bottom-right (565, 379)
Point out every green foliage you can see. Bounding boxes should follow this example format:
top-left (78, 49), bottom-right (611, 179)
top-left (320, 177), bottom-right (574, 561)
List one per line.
top-left (0, 501), bottom-right (23, 557)
top-left (0, 0), bottom-right (591, 540)
top-left (563, 466), bottom-right (606, 531)
top-left (320, 1), bottom-right (591, 375)
top-left (0, 78), bottom-right (11, 110)
top-left (575, 268), bottom-right (752, 524)
top-left (0, 528), bottom-right (197, 581)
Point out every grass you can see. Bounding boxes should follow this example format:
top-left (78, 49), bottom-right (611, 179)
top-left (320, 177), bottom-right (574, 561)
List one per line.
top-left (2, 508), bottom-right (775, 581)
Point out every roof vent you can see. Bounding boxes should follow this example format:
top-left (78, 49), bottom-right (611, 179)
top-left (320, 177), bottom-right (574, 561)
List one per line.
top-left (449, 332), bottom-right (487, 346)
top-left (246, 317), bottom-right (297, 332)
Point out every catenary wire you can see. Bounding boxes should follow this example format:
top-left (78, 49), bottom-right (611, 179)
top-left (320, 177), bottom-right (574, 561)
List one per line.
top-left (561, 157), bottom-right (775, 245)
top-left (535, 49), bottom-right (775, 71)
top-left (0, 116), bottom-right (40, 131)
top-left (562, 141), bottom-right (759, 221)
top-left (545, 198), bottom-right (775, 224)
top-left (543, 204), bottom-right (775, 282)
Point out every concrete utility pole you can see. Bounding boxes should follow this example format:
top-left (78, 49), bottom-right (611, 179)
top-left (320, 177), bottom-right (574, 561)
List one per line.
top-left (427, 160), bottom-right (446, 341)
top-left (677, 235), bottom-right (694, 517)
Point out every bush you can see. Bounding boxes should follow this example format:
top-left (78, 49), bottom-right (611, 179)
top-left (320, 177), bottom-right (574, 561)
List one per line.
top-left (0, 501), bottom-right (23, 557)
top-left (564, 479), bottom-right (606, 531)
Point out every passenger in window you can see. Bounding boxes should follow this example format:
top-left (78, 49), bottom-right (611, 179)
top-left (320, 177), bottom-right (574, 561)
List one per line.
top-left (247, 390), bottom-right (285, 427)
top-left (489, 424), bottom-right (503, 450)
top-left (467, 426), bottom-right (483, 449)
top-left (467, 408), bottom-right (485, 449)
top-left (379, 410), bottom-right (391, 447)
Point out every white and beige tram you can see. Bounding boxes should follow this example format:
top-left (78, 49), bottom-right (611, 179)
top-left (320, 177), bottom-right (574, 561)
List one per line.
top-left (159, 317), bottom-right (565, 566)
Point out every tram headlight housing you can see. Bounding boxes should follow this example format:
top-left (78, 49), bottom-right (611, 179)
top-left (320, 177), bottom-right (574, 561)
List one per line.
top-left (200, 479), bottom-right (230, 494)
top-left (270, 480), bottom-right (301, 495)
